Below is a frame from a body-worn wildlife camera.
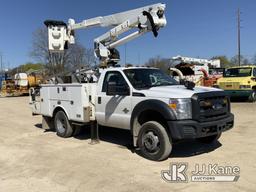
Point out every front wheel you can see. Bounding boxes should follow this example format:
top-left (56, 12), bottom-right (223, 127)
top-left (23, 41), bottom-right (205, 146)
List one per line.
top-left (248, 90), bottom-right (256, 102)
top-left (197, 133), bottom-right (221, 144)
top-left (137, 121), bottom-right (172, 161)
top-left (54, 111), bottom-right (73, 138)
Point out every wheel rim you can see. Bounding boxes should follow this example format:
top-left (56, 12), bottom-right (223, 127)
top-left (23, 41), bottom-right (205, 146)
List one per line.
top-left (142, 131), bottom-right (160, 154)
top-left (56, 117), bottom-right (66, 134)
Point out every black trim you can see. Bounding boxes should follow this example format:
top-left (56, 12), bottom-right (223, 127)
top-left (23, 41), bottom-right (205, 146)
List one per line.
top-left (44, 20), bottom-right (67, 27)
top-left (142, 11), bottom-right (158, 37)
top-left (192, 91), bottom-right (230, 122)
top-left (167, 113), bottom-right (234, 140)
top-left (132, 92), bottom-right (145, 97)
top-left (98, 97), bottom-right (101, 104)
top-left (130, 100), bottom-right (176, 134)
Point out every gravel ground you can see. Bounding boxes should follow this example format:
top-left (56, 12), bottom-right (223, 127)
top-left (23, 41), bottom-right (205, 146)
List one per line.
top-left (0, 97), bottom-right (255, 192)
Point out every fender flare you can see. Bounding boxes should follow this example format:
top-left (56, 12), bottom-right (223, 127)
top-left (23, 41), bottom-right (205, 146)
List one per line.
top-left (52, 106), bottom-right (69, 119)
top-left (130, 99), bottom-right (176, 144)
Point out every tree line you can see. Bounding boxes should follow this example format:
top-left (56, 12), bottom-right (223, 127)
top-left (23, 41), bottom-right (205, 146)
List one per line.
top-left (10, 27), bottom-right (256, 76)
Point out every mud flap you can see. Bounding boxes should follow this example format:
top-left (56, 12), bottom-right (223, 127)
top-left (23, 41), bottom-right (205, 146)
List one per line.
top-left (42, 116), bottom-right (54, 130)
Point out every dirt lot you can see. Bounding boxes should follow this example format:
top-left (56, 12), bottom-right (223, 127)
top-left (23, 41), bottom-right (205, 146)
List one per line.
top-left (0, 97), bottom-right (255, 192)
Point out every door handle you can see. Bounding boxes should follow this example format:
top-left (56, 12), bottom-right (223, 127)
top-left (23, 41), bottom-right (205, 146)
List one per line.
top-left (98, 97), bottom-right (101, 104)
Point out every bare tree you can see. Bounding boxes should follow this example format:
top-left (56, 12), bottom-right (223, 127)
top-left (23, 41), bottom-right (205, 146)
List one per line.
top-left (84, 48), bottom-right (96, 67)
top-left (252, 54), bottom-right (256, 65)
top-left (230, 55), bottom-right (250, 66)
top-left (30, 28), bottom-right (49, 64)
top-left (145, 56), bottom-right (170, 73)
top-left (30, 28), bottom-right (95, 75)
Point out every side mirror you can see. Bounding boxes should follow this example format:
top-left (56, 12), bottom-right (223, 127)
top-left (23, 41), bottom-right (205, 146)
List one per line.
top-left (106, 81), bottom-right (130, 96)
top-left (180, 79), bottom-right (195, 90)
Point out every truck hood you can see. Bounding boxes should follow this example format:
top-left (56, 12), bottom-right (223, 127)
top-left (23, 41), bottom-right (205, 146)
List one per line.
top-left (140, 85), bottom-right (222, 99)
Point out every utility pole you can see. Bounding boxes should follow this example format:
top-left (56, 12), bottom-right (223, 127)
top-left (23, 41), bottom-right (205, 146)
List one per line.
top-left (0, 52), bottom-right (3, 76)
top-left (138, 52), bottom-right (140, 65)
top-left (237, 8), bottom-right (241, 66)
top-left (124, 44), bottom-right (127, 65)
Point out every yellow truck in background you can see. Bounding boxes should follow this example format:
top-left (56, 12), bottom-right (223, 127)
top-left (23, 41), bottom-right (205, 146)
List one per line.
top-left (1, 73), bottom-right (42, 96)
top-left (217, 65), bottom-right (256, 102)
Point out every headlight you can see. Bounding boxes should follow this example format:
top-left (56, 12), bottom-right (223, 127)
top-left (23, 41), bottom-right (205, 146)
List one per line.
top-left (239, 85), bottom-right (251, 89)
top-left (169, 98), bottom-right (192, 120)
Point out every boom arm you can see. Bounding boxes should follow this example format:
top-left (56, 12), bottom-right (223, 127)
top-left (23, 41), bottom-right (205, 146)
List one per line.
top-left (44, 3), bottom-right (166, 66)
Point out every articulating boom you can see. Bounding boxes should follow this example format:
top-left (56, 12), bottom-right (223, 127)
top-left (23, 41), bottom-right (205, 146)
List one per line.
top-left (44, 3), bottom-right (166, 66)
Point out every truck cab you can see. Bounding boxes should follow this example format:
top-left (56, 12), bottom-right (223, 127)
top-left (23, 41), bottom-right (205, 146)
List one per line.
top-left (217, 65), bottom-right (256, 102)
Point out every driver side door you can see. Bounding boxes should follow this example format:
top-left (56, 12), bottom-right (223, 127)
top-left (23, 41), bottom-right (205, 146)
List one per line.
top-left (96, 71), bottom-right (132, 130)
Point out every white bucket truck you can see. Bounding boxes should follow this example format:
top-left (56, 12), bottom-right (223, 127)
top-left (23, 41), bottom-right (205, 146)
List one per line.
top-left (30, 3), bottom-right (234, 161)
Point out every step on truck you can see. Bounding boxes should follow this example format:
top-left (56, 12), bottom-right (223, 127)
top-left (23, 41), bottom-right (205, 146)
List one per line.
top-left (29, 3), bottom-right (234, 161)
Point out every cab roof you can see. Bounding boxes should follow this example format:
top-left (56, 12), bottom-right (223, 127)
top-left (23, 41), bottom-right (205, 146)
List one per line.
top-left (104, 66), bottom-right (157, 71)
top-left (228, 65), bottom-right (256, 69)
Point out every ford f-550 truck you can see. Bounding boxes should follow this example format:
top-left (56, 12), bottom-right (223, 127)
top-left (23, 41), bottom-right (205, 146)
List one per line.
top-left (30, 67), bottom-right (234, 161)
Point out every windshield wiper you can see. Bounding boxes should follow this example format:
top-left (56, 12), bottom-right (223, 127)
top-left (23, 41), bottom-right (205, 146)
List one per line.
top-left (135, 84), bottom-right (153, 89)
top-left (151, 82), bottom-right (175, 87)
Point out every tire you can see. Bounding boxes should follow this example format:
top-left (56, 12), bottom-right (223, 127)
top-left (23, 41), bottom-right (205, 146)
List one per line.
top-left (54, 111), bottom-right (73, 138)
top-left (248, 90), bottom-right (256, 102)
top-left (137, 121), bottom-right (172, 161)
top-left (197, 133), bottom-right (221, 144)
top-left (72, 125), bottom-right (81, 136)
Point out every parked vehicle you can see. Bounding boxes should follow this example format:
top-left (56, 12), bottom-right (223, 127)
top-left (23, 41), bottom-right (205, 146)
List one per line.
top-left (199, 68), bottom-right (224, 87)
top-left (30, 67), bottom-right (234, 161)
top-left (217, 65), bottom-right (256, 102)
top-left (30, 3), bottom-right (234, 161)
top-left (169, 67), bottom-right (224, 87)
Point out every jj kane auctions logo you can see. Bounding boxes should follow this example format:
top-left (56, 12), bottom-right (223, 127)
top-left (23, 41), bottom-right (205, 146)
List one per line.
top-left (161, 163), bottom-right (240, 183)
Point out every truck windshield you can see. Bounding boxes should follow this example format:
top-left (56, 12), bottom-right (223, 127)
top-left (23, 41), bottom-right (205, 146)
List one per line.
top-left (123, 68), bottom-right (178, 89)
top-left (224, 68), bottom-right (252, 77)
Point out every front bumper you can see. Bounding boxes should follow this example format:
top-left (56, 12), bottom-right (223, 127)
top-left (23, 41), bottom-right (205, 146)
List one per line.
top-left (167, 113), bottom-right (234, 140)
top-left (224, 90), bottom-right (252, 97)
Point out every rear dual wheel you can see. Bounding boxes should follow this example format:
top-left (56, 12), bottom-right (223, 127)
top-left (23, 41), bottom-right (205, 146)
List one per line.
top-left (54, 111), bottom-right (73, 138)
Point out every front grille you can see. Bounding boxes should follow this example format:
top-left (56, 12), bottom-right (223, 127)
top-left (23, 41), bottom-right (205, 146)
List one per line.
top-left (219, 82), bottom-right (240, 90)
top-left (192, 92), bottom-right (230, 122)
